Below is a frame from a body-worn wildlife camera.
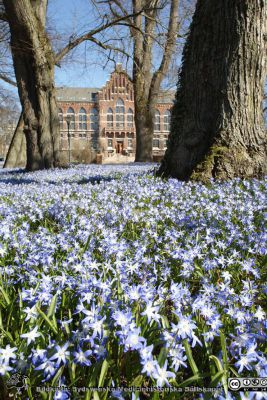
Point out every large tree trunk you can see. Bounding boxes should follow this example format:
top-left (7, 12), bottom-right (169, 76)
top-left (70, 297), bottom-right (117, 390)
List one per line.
top-left (133, 0), bottom-right (179, 162)
top-left (4, 113), bottom-right (26, 168)
top-left (158, 0), bottom-right (267, 180)
top-left (132, 0), bottom-right (154, 162)
top-left (3, 0), bottom-right (62, 171)
top-left (134, 102), bottom-right (154, 161)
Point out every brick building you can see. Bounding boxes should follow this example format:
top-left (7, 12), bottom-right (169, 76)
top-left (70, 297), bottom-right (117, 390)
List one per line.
top-left (57, 65), bottom-right (174, 162)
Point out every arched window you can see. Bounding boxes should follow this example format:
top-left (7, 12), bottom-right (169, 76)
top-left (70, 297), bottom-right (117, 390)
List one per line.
top-left (90, 108), bottom-right (98, 131)
top-left (58, 108), bottom-right (63, 129)
top-left (67, 107), bottom-right (75, 130)
top-left (164, 110), bottom-right (171, 131)
top-left (107, 108), bottom-right (113, 128)
top-left (154, 110), bottom-right (160, 131)
top-left (79, 108), bottom-right (87, 130)
top-left (116, 98), bottom-right (124, 128)
top-left (127, 108), bottom-right (134, 127)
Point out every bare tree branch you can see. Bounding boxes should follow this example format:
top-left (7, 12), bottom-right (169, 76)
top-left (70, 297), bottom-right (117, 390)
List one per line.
top-left (149, 0), bottom-right (179, 98)
top-left (0, 73), bottom-right (17, 87)
top-left (55, 8), bottom-right (147, 64)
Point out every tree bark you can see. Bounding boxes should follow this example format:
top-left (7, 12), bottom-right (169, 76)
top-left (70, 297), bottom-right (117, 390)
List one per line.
top-left (132, 0), bottom-right (179, 162)
top-left (134, 98), bottom-right (155, 161)
top-left (3, 113), bottom-right (26, 168)
top-left (3, 0), bottom-right (61, 171)
top-left (158, 0), bottom-right (267, 180)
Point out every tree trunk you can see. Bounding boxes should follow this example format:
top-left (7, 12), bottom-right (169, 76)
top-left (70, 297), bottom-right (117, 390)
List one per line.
top-left (4, 113), bottom-right (26, 168)
top-left (3, 0), bottom-right (62, 171)
top-left (133, 0), bottom-right (179, 162)
top-left (158, 0), bottom-right (267, 180)
top-left (134, 102), bottom-right (155, 162)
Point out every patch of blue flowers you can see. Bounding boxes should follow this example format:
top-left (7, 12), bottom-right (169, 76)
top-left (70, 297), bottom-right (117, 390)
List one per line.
top-left (0, 164), bottom-right (266, 400)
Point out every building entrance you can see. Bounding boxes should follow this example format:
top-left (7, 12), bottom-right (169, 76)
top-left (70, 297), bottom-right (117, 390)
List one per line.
top-left (116, 141), bottom-right (123, 154)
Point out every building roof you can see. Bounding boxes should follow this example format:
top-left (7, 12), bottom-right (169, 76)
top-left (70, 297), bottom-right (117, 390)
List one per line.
top-left (157, 90), bottom-right (176, 104)
top-left (56, 87), bottom-right (175, 104)
top-left (56, 87), bottom-right (100, 102)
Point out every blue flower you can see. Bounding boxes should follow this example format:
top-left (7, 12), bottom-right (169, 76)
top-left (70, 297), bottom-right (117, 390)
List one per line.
top-left (0, 345), bottom-right (17, 363)
top-left (73, 347), bottom-right (92, 366)
top-left (171, 315), bottom-right (197, 340)
top-left (141, 358), bottom-right (159, 378)
top-left (141, 302), bottom-right (161, 324)
top-left (155, 360), bottom-right (175, 387)
top-left (112, 310), bottom-right (132, 327)
top-left (235, 353), bottom-right (257, 373)
top-left (35, 359), bottom-right (57, 380)
top-left (124, 327), bottom-right (146, 351)
top-left (0, 357), bottom-right (13, 375)
top-left (54, 389), bottom-right (70, 400)
top-left (20, 326), bottom-right (41, 345)
top-left (49, 343), bottom-right (70, 366)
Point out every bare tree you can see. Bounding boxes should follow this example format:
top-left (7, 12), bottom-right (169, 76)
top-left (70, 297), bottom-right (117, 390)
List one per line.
top-left (103, 0), bottom-right (181, 161)
top-left (158, 0), bottom-right (267, 180)
top-left (1, 0), bottom-right (150, 171)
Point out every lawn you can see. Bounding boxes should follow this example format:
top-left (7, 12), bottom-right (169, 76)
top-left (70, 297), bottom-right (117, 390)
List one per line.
top-left (0, 164), bottom-right (266, 400)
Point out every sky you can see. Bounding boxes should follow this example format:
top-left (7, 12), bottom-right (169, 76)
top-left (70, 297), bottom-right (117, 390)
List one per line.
top-left (48, 0), bottom-right (187, 89)
top-left (48, 0), bottom-right (130, 88)
top-left (1, 0), bottom-right (191, 106)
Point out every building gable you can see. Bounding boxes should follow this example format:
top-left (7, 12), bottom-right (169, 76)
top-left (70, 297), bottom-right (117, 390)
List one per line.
top-left (99, 64), bottom-right (134, 102)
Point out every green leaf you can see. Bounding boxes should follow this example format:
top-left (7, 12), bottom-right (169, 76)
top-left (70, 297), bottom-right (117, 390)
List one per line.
top-left (209, 355), bottom-right (228, 396)
top-left (0, 286), bottom-right (10, 306)
top-left (183, 339), bottom-right (199, 375)
top-left (220, 331), bottom-right (228, 370)
top-left (47, 294), bottom-right (58, 318)
top-left (93, 392), bottom-right (100, 400)
top-left (36, 306), bottom-right (58, 335)
top-left (178, 374), bottom-right (204, 387)
top-left (130, 375), bottom-right (143, 387)
top-left (0, 327), bottom-right (16, 345)
top-left (48, 366), bottom-right (65, 400)
top-left (157, 346), bottom-right (168, 367)
top-left (151, 392), bottom-right (160, 400)
top-left (210, 370), bottom-right (225, 387)
top-left (161, 315), bottom-right (170, 329)
top-left (202, 371), bottom-right (226, 400)
top-left (229, 366), bottom-right (239, 377)
top-left (87, 362), bottom-right (102, 388)
top-left (98, 359), bottom-right (109, 388)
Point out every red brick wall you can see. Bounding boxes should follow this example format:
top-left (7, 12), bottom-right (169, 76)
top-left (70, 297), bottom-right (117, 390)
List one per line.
top-left (58, 67), bottom-right (173, 160)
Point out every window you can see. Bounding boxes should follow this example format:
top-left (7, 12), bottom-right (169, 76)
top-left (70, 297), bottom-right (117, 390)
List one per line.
top-left (91, 132), bottom-right (98, 150)
top-left (58, 108), bottom-right (63, 129)
top-left (128, 138), bottom-right (133, 148)
top-left (164, 139), bottom-right (168, 148)
top-left (107, 139), bottom-right (113, 148)
top-left (153, 139), bottom-right (160, 148)
top-left (91, 93), bottom-right (97, 101)
top-left (107, 108), bottom-right (113, 127)
top-left (67, 107), bottom-right (75, 130)
top-left (90, 108), bottom-right (98, 131)
top-left (127, 108), bottom-right (134, 127)
top-left (79, 108), bottom-right (87, 130)
top-left (154, 110), bottom-right (160, 131)
top-left (164, 110), bottom-right (171, 131)
top-left (116, 98), bottom-right (125, 128)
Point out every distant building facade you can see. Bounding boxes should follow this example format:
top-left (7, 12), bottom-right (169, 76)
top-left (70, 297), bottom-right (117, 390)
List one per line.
top-left (57, 65), bottom-right (174, 162)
